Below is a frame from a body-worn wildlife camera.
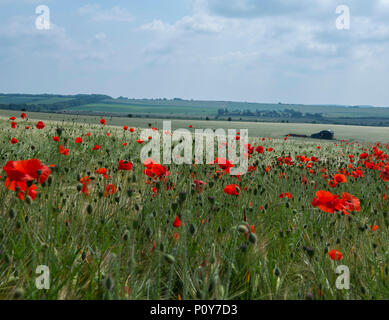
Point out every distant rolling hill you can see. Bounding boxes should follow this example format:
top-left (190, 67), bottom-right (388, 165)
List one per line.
top-left (1, 93), bottom-right (389, 126)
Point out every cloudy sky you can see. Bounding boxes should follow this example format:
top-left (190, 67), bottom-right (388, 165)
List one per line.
top-left (1, 0), bottom-right (389, 106)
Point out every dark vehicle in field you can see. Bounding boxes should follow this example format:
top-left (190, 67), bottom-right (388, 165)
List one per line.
top-left (287, 129), bottom-right (334, 140)
top-left (310, 129), bottom-right (334, 140)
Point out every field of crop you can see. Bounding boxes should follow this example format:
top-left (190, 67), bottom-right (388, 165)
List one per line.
top-left (0, 111), bottom-right (388, 300)
top-left (2, 110), bottom-right (389, 142)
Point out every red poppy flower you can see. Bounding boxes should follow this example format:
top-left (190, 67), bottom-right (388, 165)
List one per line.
top-left (104, 184), bottom-right (117, 196)
top-left (96, 168), bottom-right (107, 175)
top-left (143, 159), bottom-right (169, 178)
top-left (75, 137), bottom-right (83, 144)
top-left (59, 145), bottom-right (69, 156)
top-left (213, 157), bottom-right (234, 174)
top-left (256, 146), bottom-right (264, 154)
top-left (312, 190), bottom-right (343, 213)
top-left (92, 145), bottom-right (101, 151)
top-left (188, 125), bottom-right (193, 128)
top-left (137, 139), bottom-right (144, 144)
top-left (380, 165), bottom-right (389, 182)
top-left (328, 180), bottom-right (337, 188)
top-left (3, 159), bottom-right (50, 200)
top-left (267, 147), bottom-right (274, 152)
top-left (352, 170), bottom-right (364, 178)
top-left (11, 121), bottom-right (17, 128)
top-left (52, 136), bottom-right (60, 142)
top-left (359, 153), bottom-right (369, 159)
top-left (21, 113), bottom-right (27, 119)
top-left (223, 184), bottom-right (241, 196)
top-left (118, 160), bottom-right (133, 171)
top-left (334, 174), bottom-right (347, 183)
top-left (193, 179), bottom-right (207, 191)
top-left (10, 138), bottom-right (18, 144)
top-left (340, 192), bottom-right (360, 214)
top-left (100, 118), bottom-right (106, 125)
top-left (130, 128), bottom-right (135, 132)
top-left (9, 116), bottom-right (16, 120)
top-left (123, 125), bottom-right (128, 130)
top-left (328, 249), bottom-right (343, 261)
top-left (173, 216), bottom-right (181, 228)
top-left (36, 121), bottom-right (45, 129)
top-left (17, 184), bottom-right (37, 201)
top-left (80, 176), bottom-right (91, 195)
top-left (279, 192), bottom-right (293, 199)
top-left (369, 225), bottom-right (379, 231)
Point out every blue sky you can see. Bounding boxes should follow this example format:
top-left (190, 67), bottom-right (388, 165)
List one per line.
top-left (1, 0), bottom-right (389, 106)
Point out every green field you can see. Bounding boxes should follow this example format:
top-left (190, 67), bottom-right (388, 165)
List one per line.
top-left (0, 110), bottom-right (388, 300)
top-left (1, 110), bottom-right (389, 143)
top-left (72, 103), bottom-right (215, 116)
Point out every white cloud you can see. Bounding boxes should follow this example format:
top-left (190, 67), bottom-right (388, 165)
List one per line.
top-left (78, 4), bottom-right (133, 22)
top-left (140, 14), bottom-right (227, 35)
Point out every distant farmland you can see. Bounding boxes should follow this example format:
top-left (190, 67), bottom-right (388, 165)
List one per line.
top-left (2, 93), bottom-right (389, 126)
top-left (1, 109), bottom-right (389, 143)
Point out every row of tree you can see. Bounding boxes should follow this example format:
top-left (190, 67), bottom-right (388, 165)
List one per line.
top-left (217, 108), bottom-right (324, 119)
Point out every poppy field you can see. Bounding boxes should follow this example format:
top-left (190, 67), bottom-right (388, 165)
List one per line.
top-left (0, 113), bottom-right (388, 300)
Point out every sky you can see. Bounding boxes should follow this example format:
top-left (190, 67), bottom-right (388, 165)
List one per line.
top-left (0, 0), bottom-right (389, 106)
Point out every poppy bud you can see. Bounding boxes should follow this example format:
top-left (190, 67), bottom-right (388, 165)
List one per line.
top-left (178, 192), bottom-right (187, 202)
top-left (104, 276), bottom-right (114, 291)
top-left (9, 208), bottom-right (15, 219)
top-left (13, 288), bottom-right (24, 299)
top-left (56, 127), bottom-right (63, 136)
top-left (77, 185), bottom-right (82, 192)
top-left (189, 224), bottom-right (196, 235)
top-left (172, 202), bottom-right (178, 211)
top-left (164, 254), bottom-right (176, 264)
top-left (360, 286), bottom-right (366, 295)
top-left (25, 196), bottom-right (32, 205)
top-left (248, 233), bottom-right (257, 244)
top-left (273, 267), bottom-right (281, 277)
top-left (237, 225), bottom-right (249, 233)
top-left (87, 204), bottom-right (93, 214)
top-left (120, 230), bottom-right (130, 243)
top-left (303, 246), bottom-right (315, 258)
